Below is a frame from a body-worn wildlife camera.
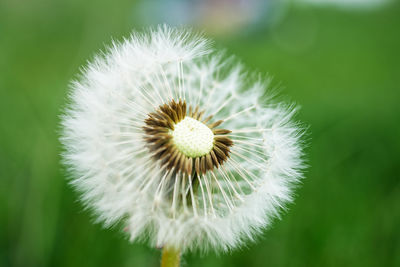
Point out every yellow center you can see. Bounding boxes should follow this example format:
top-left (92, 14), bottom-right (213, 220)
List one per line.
top-left (172, 117), bottom-right (214, 158)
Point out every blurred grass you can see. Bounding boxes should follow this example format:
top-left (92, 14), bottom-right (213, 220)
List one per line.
top-left (1, 0), bottom-right (399, 266)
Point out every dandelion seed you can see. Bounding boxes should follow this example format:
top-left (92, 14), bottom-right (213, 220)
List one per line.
top-left (60, 25), bottom-right (305, 264)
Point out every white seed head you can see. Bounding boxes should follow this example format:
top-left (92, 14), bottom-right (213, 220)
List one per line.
top-left (60, 25), bottom-right (305, 253)
top-left (172, 117), bottom-right (214, 158)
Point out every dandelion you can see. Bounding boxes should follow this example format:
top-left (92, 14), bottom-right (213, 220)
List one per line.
top-left (61, 25), bottom-right (305, 266)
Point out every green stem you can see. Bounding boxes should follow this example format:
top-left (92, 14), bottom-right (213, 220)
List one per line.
top-left (161, 246), bottom-right (180, 267)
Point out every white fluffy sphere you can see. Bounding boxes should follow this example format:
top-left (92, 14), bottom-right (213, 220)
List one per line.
top-left (60, 25), bottom-right (305, 253)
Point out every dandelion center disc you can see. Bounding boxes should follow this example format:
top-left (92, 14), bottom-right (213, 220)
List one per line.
top-left (172, 117), bottom-right (214, 158)
top-left (143, 99), bottom-right (234, 174)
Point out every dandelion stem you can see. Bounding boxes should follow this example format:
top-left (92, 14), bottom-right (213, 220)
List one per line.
top-left (161, 246), bottom-right (180, 267)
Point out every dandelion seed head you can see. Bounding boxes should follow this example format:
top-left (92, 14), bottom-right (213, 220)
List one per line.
top-left (60, 25), bottom-right (305, 253)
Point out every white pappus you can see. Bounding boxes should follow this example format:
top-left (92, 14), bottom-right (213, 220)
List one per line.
top-left (60, 25), bottom-right (305, 253)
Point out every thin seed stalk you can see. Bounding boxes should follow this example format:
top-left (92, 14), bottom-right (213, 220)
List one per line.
top-left (161, 246), bottom-right (180, 267)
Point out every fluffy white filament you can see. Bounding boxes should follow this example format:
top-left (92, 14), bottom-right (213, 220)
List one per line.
top-left (61, 25), bottom-right (305, 253)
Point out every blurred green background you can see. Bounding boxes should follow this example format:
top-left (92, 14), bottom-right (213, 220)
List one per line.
top-left (1, 0), bottom-right (399, 266)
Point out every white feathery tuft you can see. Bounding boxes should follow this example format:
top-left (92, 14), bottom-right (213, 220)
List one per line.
top-left (60, 25), bottom-right (305, 253)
